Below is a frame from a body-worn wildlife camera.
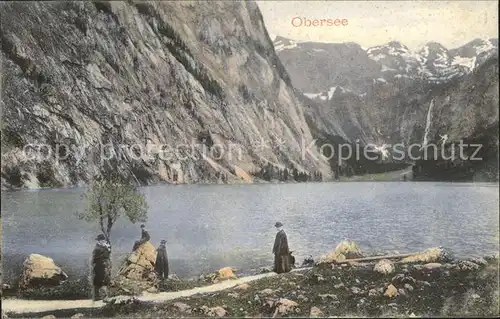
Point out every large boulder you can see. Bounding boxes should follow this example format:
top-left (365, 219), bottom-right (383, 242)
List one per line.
top-left (272, 298), bottom-right (299, 316)
top-left (318, 240), bottom-right (363, 263)
top-left (218, 267), bottom-right (236, 280)
top-left (374, 259), bottom-right (395, 274)
top-left (111, 241), bottom-right (157, 295)
top-left (334, 240), bottom-right (363, 259)
top-left (203, 267), bottom-right (237, 283)
top-left (310, 306), bottom-right (324, 317)
top-left (384, 284), bottom-right (399, 298)
top-left (173, 302), bottom-right (192, 314)
top-left (401, 247), bottom-right (452, 263)
top-left (201, 306), bottom-right (227, 317)
top-left (19, 254), bottom-right (68, 290)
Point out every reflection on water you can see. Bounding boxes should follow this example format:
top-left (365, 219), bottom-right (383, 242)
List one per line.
top-left (2, 182), bottom-right (499, 282)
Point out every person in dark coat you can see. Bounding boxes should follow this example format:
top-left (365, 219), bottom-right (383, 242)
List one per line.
top-left (289, 251), bottom-right (296, 268)
top-left (133, 224), bottom-right (151, 251)
top-left (155, 239), bottom-right (169, 280)
top-left (92, 234), bottom-right (111, 300)
top-left (272, 222), bottom-right (291, 274)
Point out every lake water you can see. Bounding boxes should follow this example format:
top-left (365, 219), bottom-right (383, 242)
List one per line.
top-left (1, 182), bottom-right (499, 283)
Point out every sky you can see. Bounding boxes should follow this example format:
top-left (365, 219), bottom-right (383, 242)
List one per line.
top-left (256, 1), bottom-right (498, 50)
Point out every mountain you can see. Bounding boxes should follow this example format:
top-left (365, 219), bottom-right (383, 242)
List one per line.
top-left (411, 56), bottom-right (499, 181)
top-left (274, 36), bottom-right (498, 94)
top-left (0, 1), bottom-right (332, 189)
top-left (449, 38), bottom-right (498, 69)
top-left (275, 36), bottom-right (381, 94)
top-left (275, 36), bottom-right (498, 181)
top-left (367, 41), bottom-right (424, 79)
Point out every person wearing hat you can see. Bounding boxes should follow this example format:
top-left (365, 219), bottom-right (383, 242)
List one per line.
top-left (133, 223), bottom-right (151, 251)
top-left (272, 222), bottom-right (291, 273)
top-left (155, 239), bottom-right (169, 280)
top-left (92, 234), bottom-right (111, 300)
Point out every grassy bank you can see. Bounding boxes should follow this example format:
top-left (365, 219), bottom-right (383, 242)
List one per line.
top-left (6, 256), bottom-right (499, 318)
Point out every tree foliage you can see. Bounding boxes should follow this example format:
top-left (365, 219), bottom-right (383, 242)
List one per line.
top-left (250, 163), bottom-right (323, 182)
top-left (78, 170), bottom-right (148, 243)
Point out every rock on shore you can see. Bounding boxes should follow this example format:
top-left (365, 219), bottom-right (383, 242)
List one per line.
top-left (201, 267), bottom-right (238, 284)
top-left (373, 259), bottom-right (395, 274)
top-left (401, 247), bottom-right (452, 263)
top-left (318, 239), bottom-right (363, 263)
top-left (111, 241), bottom-right (157, 295)
top-left (84, 254), bottom-right (498, 318)
top-left (19, 254), bottom-right (68, 290)
top-left (2, 248), bottom-right (499, 318)
top-left (217, 267), bottom-right (237, 281)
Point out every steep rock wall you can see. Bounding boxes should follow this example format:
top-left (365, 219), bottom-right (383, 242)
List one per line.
top-left (0, 1), bottom-right (331, 188)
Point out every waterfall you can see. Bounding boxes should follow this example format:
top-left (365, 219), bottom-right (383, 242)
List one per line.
top-left (422, 99), bottom-right (434, 148)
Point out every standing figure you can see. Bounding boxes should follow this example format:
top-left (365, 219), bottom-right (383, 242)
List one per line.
top-left (133, 224), bottom-right (151, 251)
top-left (272, 222), bottom-right (291, 274)
top-left (155, 239), bottom-right (169, 280)
top-left (289, 251), bottom-right (296, 268)
top-left (92, 234), bottom-right (111, 300)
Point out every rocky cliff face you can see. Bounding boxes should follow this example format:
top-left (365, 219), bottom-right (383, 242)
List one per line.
top-left (0, 1), bottom-right (331, 189)
top-left (303, 55), bottom-right (499, 148)
top-left (306, 57), bottom-right (498, 180)
top-left (411, 57), bottom-right (499, 181)
top-left (275, 36), bottom-right (498, 180)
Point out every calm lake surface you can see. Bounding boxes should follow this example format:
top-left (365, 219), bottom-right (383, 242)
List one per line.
top-left (2, 182), bottom-right (499, 282)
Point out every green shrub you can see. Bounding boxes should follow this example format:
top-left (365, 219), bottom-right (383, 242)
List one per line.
top-left (18, 279), bottom-right (91, 300)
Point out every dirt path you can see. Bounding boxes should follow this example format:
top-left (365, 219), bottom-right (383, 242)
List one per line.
top-left (2, 268), bottom-right (311, 315)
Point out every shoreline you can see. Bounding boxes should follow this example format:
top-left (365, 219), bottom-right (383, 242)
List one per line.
top-left (10, 166), bottom-right (494, 193)
top-left (4, 247), bottom-right (499, 291)
top-left (3, 241), bottom-right (499, 292)
top-left (3, 177), bottom-right (498, 194)
top-left (2, 255), bottom-right (498, 318)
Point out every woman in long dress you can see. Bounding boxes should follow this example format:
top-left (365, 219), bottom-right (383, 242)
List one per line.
top-left (92, 234), bottom-right (111, 300)
top-left (155, 240), bottom-right (169, 280)
top-left (273, 222), bottom-right (291, 273)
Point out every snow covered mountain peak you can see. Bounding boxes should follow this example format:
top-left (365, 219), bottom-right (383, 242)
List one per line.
top-left (273, 36), bottom-right (498, 94)
top-left (366, 38), bottom-right (497, 82)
